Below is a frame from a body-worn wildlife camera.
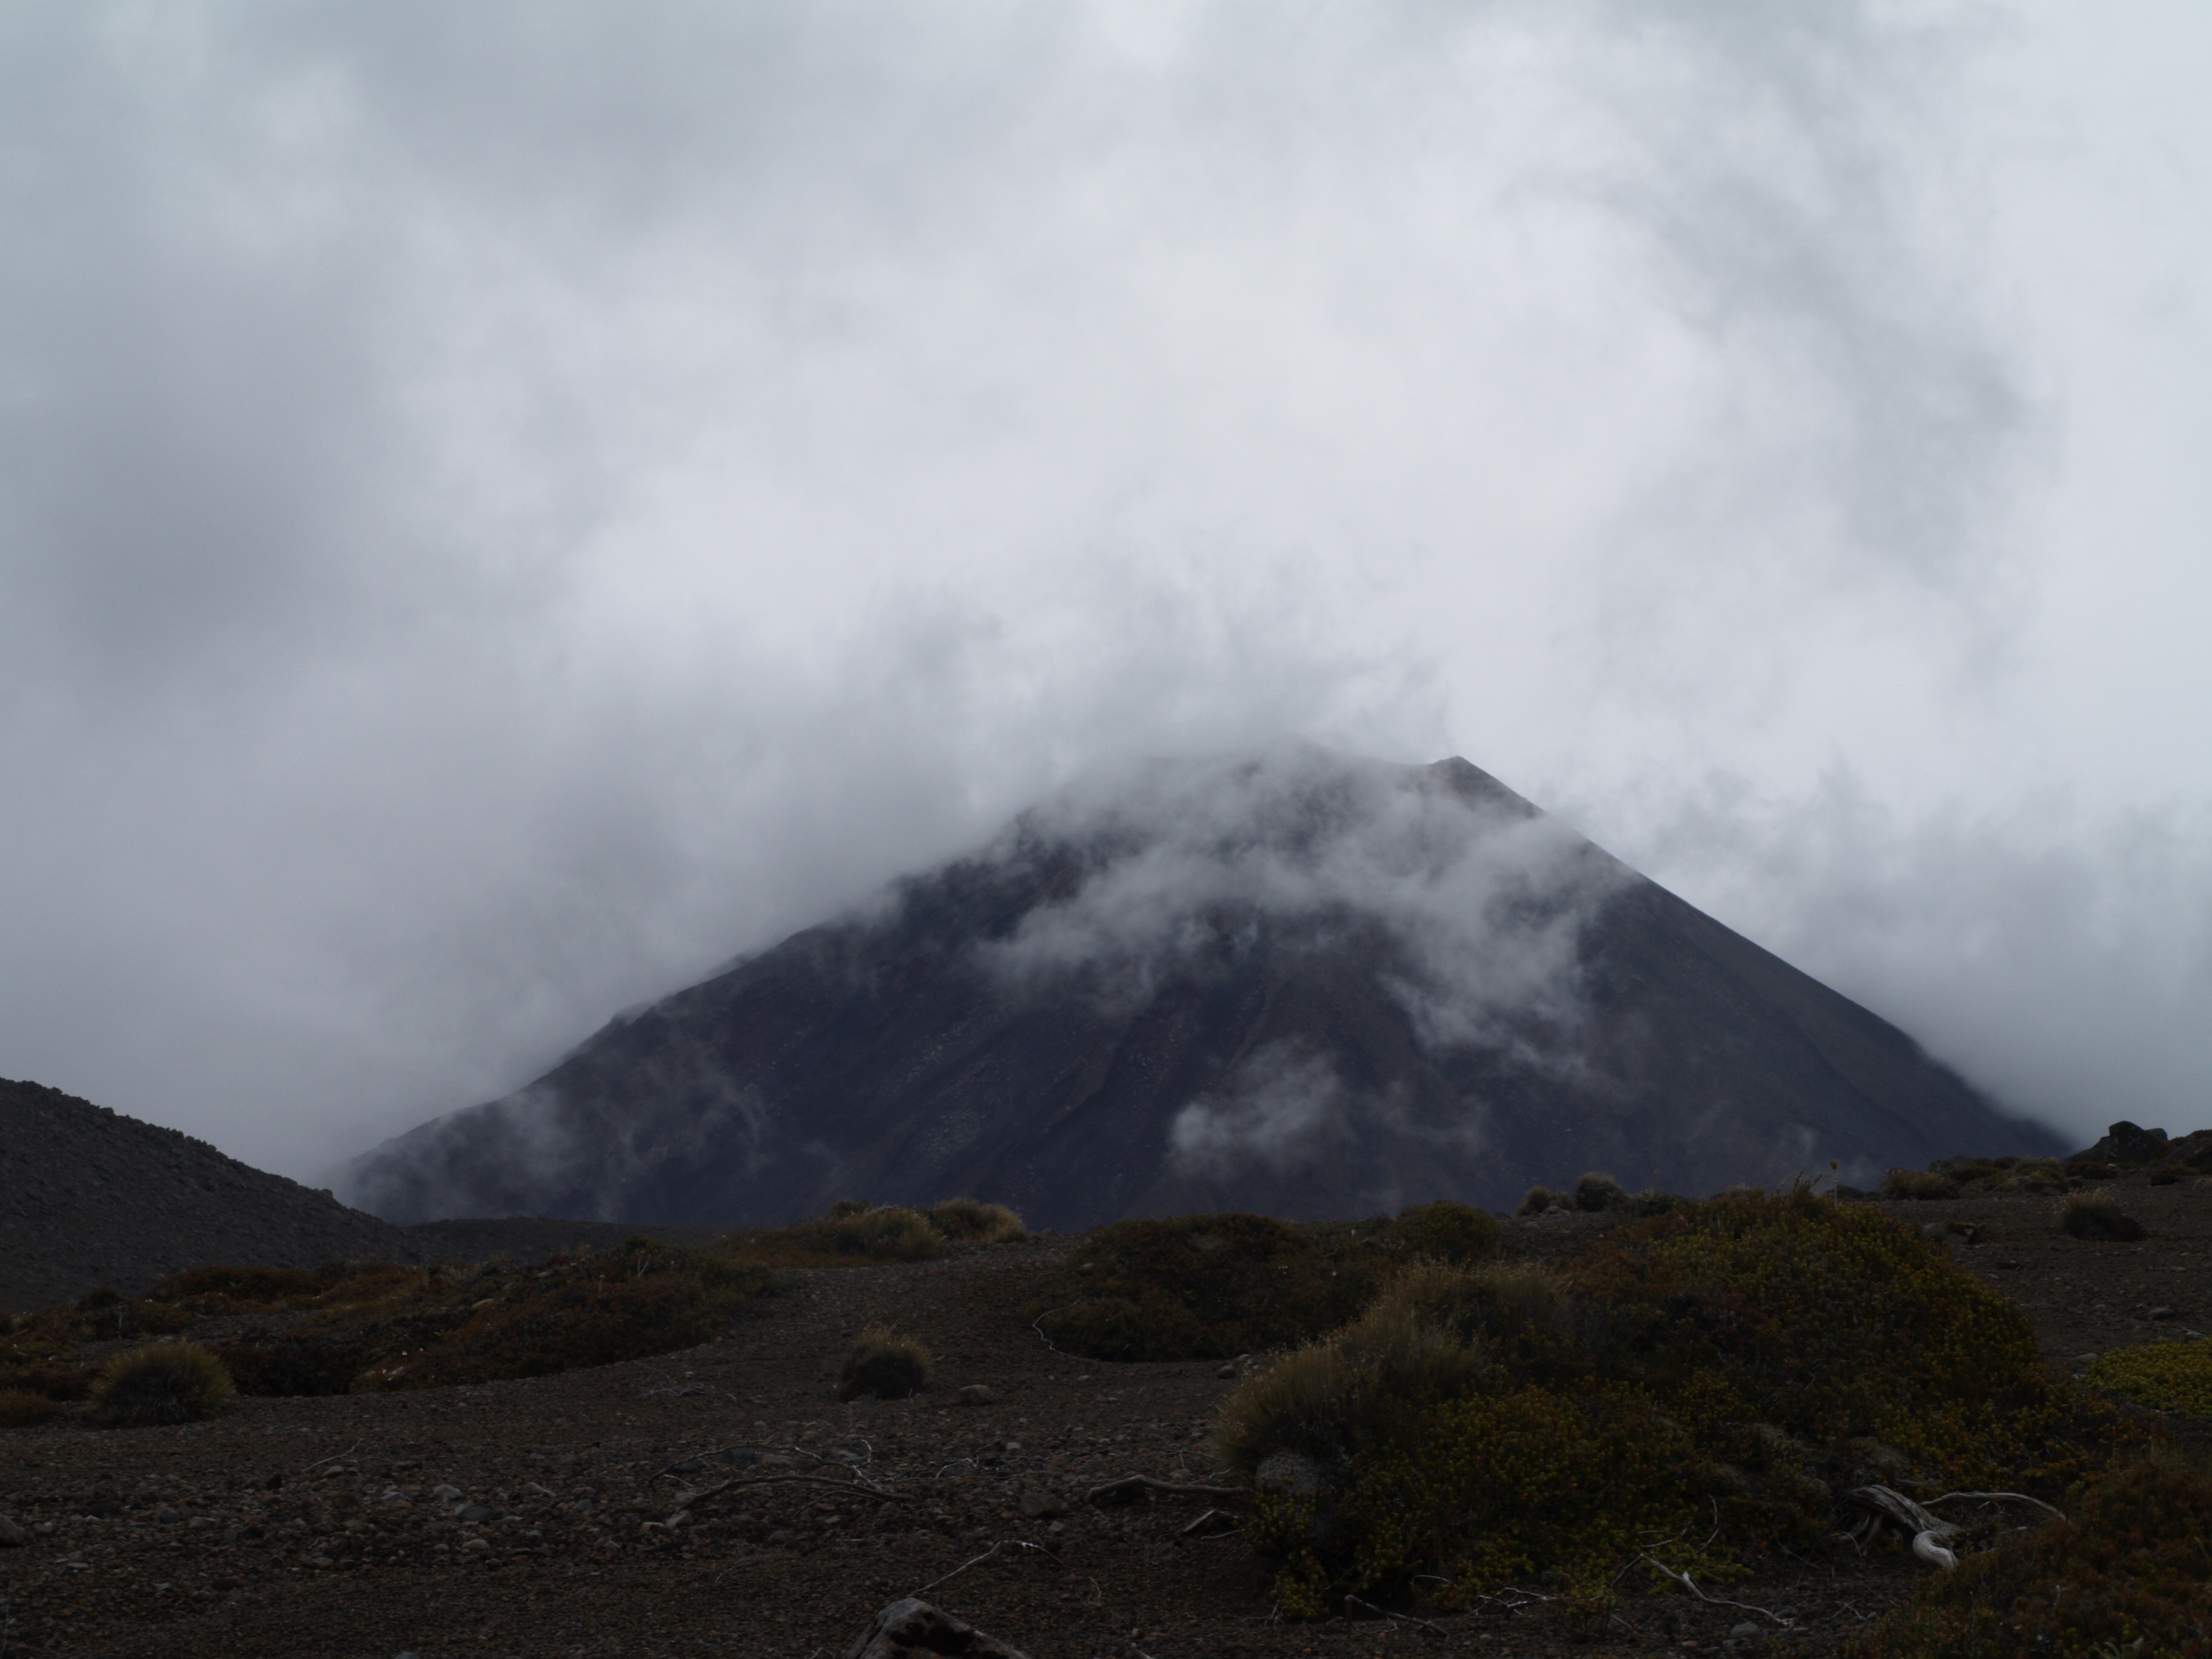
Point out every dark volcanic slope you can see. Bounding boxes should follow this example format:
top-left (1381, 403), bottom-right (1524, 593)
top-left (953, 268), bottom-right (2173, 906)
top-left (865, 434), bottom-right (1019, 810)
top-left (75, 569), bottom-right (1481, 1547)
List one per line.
top-left (346, 748), bottom-right (2062, 1230)
top-left (0, 1078), bottom-right (420, 1312)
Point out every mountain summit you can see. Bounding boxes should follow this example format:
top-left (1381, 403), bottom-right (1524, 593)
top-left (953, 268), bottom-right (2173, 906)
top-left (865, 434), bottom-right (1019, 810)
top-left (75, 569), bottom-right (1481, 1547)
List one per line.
top-left (344, 747), bottom-right (2059, 1227)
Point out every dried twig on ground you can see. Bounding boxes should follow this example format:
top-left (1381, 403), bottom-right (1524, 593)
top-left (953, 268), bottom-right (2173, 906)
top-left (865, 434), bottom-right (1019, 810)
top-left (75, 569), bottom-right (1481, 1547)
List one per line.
top-left (1084, 1473), bottom-right (1242, 1505)
top-left (1641, 1559), bottom-right (1794, 1626)
top-left (912, 1538), bottom-right (1061, 1597)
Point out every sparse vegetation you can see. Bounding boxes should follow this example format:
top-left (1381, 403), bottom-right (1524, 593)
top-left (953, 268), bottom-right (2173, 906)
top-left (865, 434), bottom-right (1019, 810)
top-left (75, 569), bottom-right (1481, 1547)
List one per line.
top-left (2060, 1187), bottom-right (2146, 1242)
top-left (837, 1326), bottom-right (933, 1400)
top-left (1224, 1188), bottom-right (2119, 1617)
top-left (717, 1202), bottom-right (945, 1265)
top-left (1572, 1171), bottom-right (1629, 1212)
top-left (1884, 1168), bottom-right (1961, 1201)
top-left (927, 1198), bottom-right (1029, 1242)
top-left (1851, 1455), bottom-right (2212, 1659)
top-left (0, 1389), bottom-right (59, 1427)
top-left (1028, 1204), bottom-right (1504, 1362)
top-left (1517, 1185), bottom-right (1566, 1216)
top-left (2085, 1338), bottom-right (2212, 1415)
top-left (89, 1342), bottom-right (233, 1426)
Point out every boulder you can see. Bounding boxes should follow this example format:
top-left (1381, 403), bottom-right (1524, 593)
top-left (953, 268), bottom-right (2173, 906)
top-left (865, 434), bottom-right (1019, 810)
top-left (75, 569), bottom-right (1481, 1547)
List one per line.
top-left (846, 1598), bottom-right (1030, 1659)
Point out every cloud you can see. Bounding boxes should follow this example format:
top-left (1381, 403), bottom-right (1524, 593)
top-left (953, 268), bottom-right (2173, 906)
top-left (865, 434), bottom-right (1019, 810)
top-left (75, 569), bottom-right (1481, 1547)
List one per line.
top-left (0, 1), bottom-right (2206, 1178)
top-left (1170, 1042), bottom-right (1352, 1178)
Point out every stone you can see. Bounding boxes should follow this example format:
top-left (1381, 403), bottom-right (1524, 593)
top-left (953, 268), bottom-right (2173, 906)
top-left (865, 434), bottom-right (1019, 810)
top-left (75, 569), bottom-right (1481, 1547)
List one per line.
top-left (1731, 1622), bottom-right (1765, 1638)
top-left (956, 1384), bottom-right (996, 1406)
top-left (1015, 1489), bottom-right (1067, 1520)
top-left (1253, 1450), bottom-right (1324, 1495)
top-left (432, 1485), bottom-right (463, 1502)
top-left (1215, 1364), bottom-right (1237, 1379)
top-left (0, 1515), bottom-right (25, 1546)
top-left (846, 1597), bottom-right (1031, 1659)
top-left (2149, 1305), bottom-right (2177, 1320)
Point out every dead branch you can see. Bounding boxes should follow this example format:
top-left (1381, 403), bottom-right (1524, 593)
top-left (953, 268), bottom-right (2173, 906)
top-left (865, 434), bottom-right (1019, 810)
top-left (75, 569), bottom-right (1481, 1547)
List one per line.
top-left (1344, 1595), bottom-right (1445, 1637)
top-left (1923, 1490), bottom-right (2067, 1523)
top-left (912, 1538), bottom-right (1061, 1597)
top-left (1641, 1559), bottom-right (1793, 1626)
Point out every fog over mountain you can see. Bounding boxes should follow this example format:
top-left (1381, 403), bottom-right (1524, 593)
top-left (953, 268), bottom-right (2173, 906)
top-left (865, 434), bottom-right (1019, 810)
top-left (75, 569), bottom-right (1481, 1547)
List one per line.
top-left (345, 749), bottom-right (2058, 1228)
top-left (1, 5), bottom-right (2208, 1179)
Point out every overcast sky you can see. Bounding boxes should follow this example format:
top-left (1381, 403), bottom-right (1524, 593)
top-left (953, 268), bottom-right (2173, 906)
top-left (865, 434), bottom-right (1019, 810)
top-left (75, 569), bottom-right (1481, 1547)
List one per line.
top-left (2, 1), bottom-right (2207, 1183)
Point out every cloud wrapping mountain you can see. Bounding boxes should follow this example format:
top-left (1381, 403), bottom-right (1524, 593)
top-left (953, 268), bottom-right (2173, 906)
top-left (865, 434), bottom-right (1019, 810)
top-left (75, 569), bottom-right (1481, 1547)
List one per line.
top-left (344, 749), bottom-right (2059, 1227)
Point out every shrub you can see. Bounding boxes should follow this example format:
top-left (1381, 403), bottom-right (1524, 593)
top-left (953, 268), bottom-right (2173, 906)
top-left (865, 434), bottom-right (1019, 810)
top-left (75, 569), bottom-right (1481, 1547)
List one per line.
top-left (75, 1286), bottom-right (122, 1312)
top-left (0, 1390), bottom-right (59, 1427)
top-left (147, 1265), bottom-right (329, 1308)
top-left (1573, 1172), bottom-right (1629, 1212)
top-left (928, 1198), bottom-right (1029, 1242)
top-left (723, 1204), bottom-right (945, 1266)
top-left (2059, 1188), bottom-right (2145, 1242)
top-left (1222, 1190), bottom-right (2117, 1615)
top-left (89, 1342), bottom-right (233, 1427)
top-left (1883, 1168), bottom-right (1960, 1201)
top-left (1630, 1188), bottom-right (1685, 1217)
top-left (1391, 1201), bottom-right (1500, 1264)
top-left (2084, 1338), bottom-right (2212, 1416)
top-left (826, 1197), bottom-right (872, 1219)
top-left (1517, 1187), bottom-right (1565, 1216)
top-left (837, 1326), bottom-right (932, 1400)
top-left (1851, 1457), bottom-right (2212, 1659)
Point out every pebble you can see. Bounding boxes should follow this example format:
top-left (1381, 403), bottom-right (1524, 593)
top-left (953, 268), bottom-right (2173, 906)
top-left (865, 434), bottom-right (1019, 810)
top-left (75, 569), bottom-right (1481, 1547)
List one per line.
top-left (2148, 1305), bottom-right (2177, 1320)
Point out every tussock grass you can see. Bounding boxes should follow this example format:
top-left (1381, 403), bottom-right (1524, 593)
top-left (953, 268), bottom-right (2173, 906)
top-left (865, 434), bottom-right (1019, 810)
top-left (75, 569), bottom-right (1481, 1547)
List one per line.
top-left (927, 1198), bottom-right (1028, 1242)
top-left (719, 1202), bottom-right (945, 1266)
top-left (89, 1342), bottom-right (233, 1426)
top-left (0, 1390), bottom-right (59, 1428)
top-left (1028, 1203), bottom-right (1503, 1363)
top-left (1573, 1171), bottom-right (1630, 1212)
top-left (1222, 1188), bottom-right (2119, 1617)
top-left (1517, 1186), bottom-right (1566, 1216)
top-left (837, 1326), bottom-right (932, 1401)
top-left (2059, 1187), bottom-right (2145, 1242)
top-left (1883, 1168), bottom-right (1961, 1200)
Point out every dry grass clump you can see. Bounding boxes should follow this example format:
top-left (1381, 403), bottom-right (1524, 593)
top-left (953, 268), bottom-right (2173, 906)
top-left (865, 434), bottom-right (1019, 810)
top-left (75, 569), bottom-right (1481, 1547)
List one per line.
top-left (720, 1202), bottom-right (947, 1266)
top-left (836, 1326), bottom-right (931, 1401)
top-left (0, 1390), bottom-right (59, 1428)
top-left (1389, 1200), bottom-right (1500, 1264)
top-left (927, 1198), bottom-right (1029, 1242)
top-left (1882, 1168), bottom-right (1960, 1201)
top-left (89, 1342), bottom-right (233, 1426)
top-left (148, 1265), bottom-right (330, 1309)
top-left (1225, 1188), bottom-right (2116, 1618)
top-left (2059, 1187), bottom-right (2145, 1242)
top-left (1852, 1455), bottom-right (2212, 1659)
top-left (1028, 1205), bottom-right (1503, 1363)
top-left (2084, 1338), bottom-right (2212, 1416)
top-left (1572, 1172), bottom-right (1630, 1212)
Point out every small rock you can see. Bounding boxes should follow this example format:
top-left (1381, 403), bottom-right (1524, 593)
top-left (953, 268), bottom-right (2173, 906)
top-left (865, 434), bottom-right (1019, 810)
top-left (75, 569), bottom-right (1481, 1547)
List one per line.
top-left (457, 1503), bottom-right (494, 1523)
top-left (1254, 1450), bottom-right (1324, 1495)
top-left (460, 1537), bottom-right (491, 1553)
top-left (848, 1597), bottom-right (1031, 1659)
top-left (1003, 1439), bottom-right (1022, 1453)
top-left (1215, 1364), bottom-right (1237, 1380)
top-left (2148, 1305), bottom-right (2177, 1320)
top-left (432, 1485), bottom-right (463, 1502)
top-left (767, 1529), bottom-right (791, 1546)
top-left (153, 1506), bottom-right (180, 1524)
top-left (1016, 1489), bottom-right (1067, 1520)
top-left (1731, 1622), bottom-right (1765, 1638)
top-left (2077, 1352), bottom-right (2100, 1364)
top-left (957, 1384), bottom-right (997, 1407)
top-left (0, 1515), bottom-right (25, 1547)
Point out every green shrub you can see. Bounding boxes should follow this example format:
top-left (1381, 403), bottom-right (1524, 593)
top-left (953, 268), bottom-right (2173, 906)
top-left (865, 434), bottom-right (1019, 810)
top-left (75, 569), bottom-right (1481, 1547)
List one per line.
top-left (1222, 1190), bottom-right (2117, 1615)
top-left (2059, 1188), bottom-right (2145, 1242)
top-left (826, 1197), bottom-right (871, 1219)
top-left (1630, 1188), bottom-right (1685, 1216)
top-left (1851, 1457), bottom-right (2212, 1659)
top-left (89, 1342), bottom-right (233, 1426)
top-left (2084, 1339), bottom-right (2212, 1415)
top-left (1883, 1168), bottom-right (1960, 1201)
top-left (1390, 1201), bottom-right (1501, 1264)
top-left (928, 1198), bottom-right (1029, 1242)
top-left (1517, 1186), bottom-right (1566, 1216)
top-left (837, 1327), bottom-right (933, 1400)
top-left (0, 1390), bottom-right (59, 1427)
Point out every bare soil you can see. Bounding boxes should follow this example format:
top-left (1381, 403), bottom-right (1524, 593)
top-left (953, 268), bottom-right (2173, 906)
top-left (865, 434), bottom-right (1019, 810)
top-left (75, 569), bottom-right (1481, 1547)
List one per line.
top-left (2, 1175), bottom-right (2207, 1659)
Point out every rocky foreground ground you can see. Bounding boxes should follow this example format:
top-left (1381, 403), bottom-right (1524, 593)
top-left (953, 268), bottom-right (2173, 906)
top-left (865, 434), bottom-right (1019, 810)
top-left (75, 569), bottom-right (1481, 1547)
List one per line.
top-left (1, 1175), bottom-right (2207, 1659)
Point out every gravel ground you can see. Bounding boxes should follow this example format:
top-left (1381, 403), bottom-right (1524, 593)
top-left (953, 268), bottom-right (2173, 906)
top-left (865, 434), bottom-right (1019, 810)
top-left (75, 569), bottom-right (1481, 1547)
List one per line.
top-left (2, 1176), bottom-right (2206, 1658)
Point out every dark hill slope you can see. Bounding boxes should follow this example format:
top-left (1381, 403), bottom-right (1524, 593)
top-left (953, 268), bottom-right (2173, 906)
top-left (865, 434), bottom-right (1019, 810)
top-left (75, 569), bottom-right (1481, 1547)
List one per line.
top-left (344, 748), bottom-right (2062, 1229)
top-left (0, 1078), bottom-right (420, 1312)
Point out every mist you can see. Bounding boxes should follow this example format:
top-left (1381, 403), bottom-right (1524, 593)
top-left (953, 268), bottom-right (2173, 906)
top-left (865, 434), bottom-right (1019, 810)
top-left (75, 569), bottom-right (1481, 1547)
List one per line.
top-left (1, 2), bottom-right (2207, 1181)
